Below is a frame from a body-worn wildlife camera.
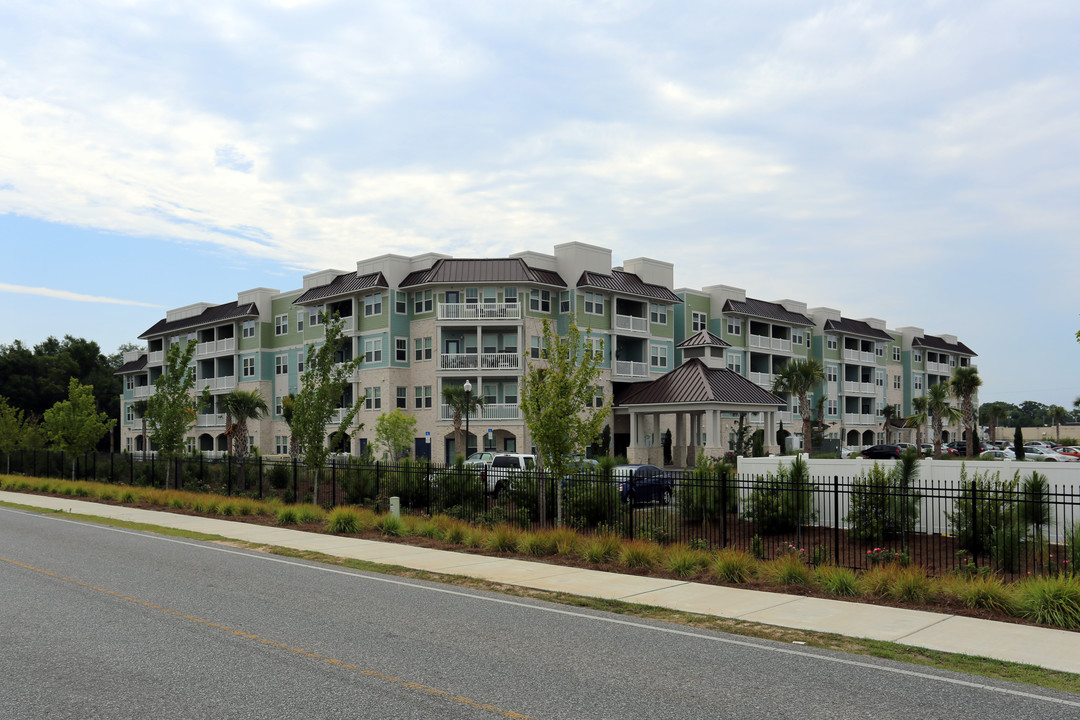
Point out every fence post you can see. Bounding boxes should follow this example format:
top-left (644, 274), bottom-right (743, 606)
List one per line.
top-left (292, 457), bottom-right (298, 503)
top-left (833, 475), bottom-right (841, 566)
top-left (719, 468), bottom-right (729, 549)
top-left (970, 478), bottom-right (979, 569)
top-left (258, 455), bottom-right (264, 500)
top-left (332, 460), bottom-right (337, 507)
top-left (226, 454), bottom-right (233, 496)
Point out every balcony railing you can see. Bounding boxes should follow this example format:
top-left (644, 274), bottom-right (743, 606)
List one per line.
top-left (844, 412), bottom-right (877, 426)
top-left (329, 407), bottom-right (355, 425)
top-left (614, 314), bottom-right (648, 333)
top-left (842, 380), bottom-right (876, 395)
top-left (439, 403), bottom-right (520, 421)
top-left (437, 302), bottom-right (522, 321)
top-left (749, 371), bottom-right (774, 387)
top-left (749, 335), bottom-right (792, 352)
top-left (148, 350), bottom-right (164, 364)
top-left (843, 349), bottom-right (876, 364)
top-left (440, 353), bottom-right (521, 371)
top-left (200, 376), bottom-right (236, 392)
top-left (132, 385), bottom-right (155, 398)
top-left (196, 338), bottom-right (236, 357)
top-left (927, 361), bottom-right (950, 374)
top-left (613, 360), bottom-right (648, 378)
top-left (196, 413), bottom-right (226, 428)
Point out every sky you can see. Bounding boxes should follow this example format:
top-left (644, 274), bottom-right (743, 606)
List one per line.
top-left (1, 1), bottom-right (1077, 408)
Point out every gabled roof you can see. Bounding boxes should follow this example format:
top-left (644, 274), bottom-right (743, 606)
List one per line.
top-left (139, 301), bottom-right (259, 339)
top-left (576, 269), bottom-right (682, 303)
top-left (676, 329), bottom-right (730, 349)
top-left (616, 358), bottom-right (784, 407)
top-left (399, 258), bottom-right (565, 288)
top-left (114, 354), bottom-right (148, 375)
top-left (294, 271), bottom-right (388, 305)
top-left (723, 298), bottom-right (812, 326)
top-left (913, 334), bottom-right (977, 357)
top-left (822, 317), bottom-right (893, 341)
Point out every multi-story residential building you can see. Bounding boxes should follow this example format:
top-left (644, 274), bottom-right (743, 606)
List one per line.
top-left (117, 242), bottom-right (976, 462)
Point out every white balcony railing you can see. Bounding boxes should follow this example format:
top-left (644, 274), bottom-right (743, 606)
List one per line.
top-left (132, 385), bottom-right (155, 398)
top-left (440, 353), bottom-right (521, 371)
top-left (196, 338), bottom-right (236, 357)
top-left (842, 381), bottom-right (876, 395)
top-left (614, 314), bottom-right (648, 333)
top-left (148, 350), bottom-right (164, 364)
top-left (844, 412), bottom-right (877, 426)
top-left (749, 371), bottom-right (774, 387)
top-left (196, 413), bottom-right (226, 428)
top-left (927, 361), bottom-right (949, 374)
top-left (613, 360), bottom-right (649, 378)
top-left (329, 407), bottom-right (354, 425)
top-left (439, 403), bottom-right (520, 422)
top-left (437, 302), bottom-right (522, 321)
top-left (200, 376), bottom-right (236, 392)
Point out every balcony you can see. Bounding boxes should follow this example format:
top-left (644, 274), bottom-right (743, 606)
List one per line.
top-left (196, 413), bottom-right (226, 428)
top-left (440, 352), bottom-right (521, 371)
top-left (926, 361), bottom-right (951, 374)
top-left (148, 350), bottom-right (164, 364)
top-left (844, 412), bottom-right (876, 426)
top-left (613, 360), bottom-right (648, 378)
top-left (440, 403), bottom-right (520, 421)
top-left (749, 371), bottom-right (774, 387)
top-left (196, 338), bottom-right (236, 357)
top-left (749, 335), bottom-right (792, 352)
top-left (200, 376), bottom-right (236, 392)
top-left (842, 380), bottom-right (876, 395)
top-left (132, 385), bottom-right (155, 399)
top-left (329, 407), bottom-right (355, 425)
top-left (437, 302), bottom-right (522, 321)
top-left (614, 314), bottom-right (648, 334)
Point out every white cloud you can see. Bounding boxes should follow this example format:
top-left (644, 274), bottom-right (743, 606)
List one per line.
top-left (0, 282), bottom-right (163, 307)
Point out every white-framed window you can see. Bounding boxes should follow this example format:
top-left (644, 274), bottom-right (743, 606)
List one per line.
top-left (586, 336), bottom-right (604, 360)
top-left (296, 311), bottom-right (304, 333)
top-left (414, 336), bottom-right (432, 361)
top-left (876, 401), bottom-right (884, 417)
top-left (914, 374), bottom-right (923, 391)
top-left (826, 335), bottom-right (838, 350)
top-left (465, 287), bottom-right (479, 306)
top-left (826, 365), bottom-right (837, 383)
top-left (414, 385), bottom-right (433, 409)
top-left (584, 292), bottom-right (604, 316)
top-left (504, 287), bottom-right (518, 306)
top-left (364, 338), bottom-right (383, 363)
top-left (275, 314), bottom-right (288, 335)
top-left (395, 291), bottom-right (407, 315)
top-left (893, 374), bottom-right (901, 390)
top-left (275, 396), bottom-right (285, 416)
top-left (364, 293), bottom-right (382, 317)
top-left (948, 355), bottom-right (956, 367)
top-left (792, 398), bottom-right (800, 415)
top-left (126, 437), bottom-right (132, 452)
top-left (309, 306), bottom-right (324, 326)
top-left (727, 354), bottom-right (742, 374)
top-left (827, 399), bottom-right (838, 416)
top-left (806, 332), bottom-right (811, 348)
top-left (483, 383), bottom-right (497, 405)
top-left (297, 352), bottom-right (304, 374)
top-left (529, 289), bottom-right (551, 313)
top-left (876, 370), bottom-right (884, 387)
top-left (125, 404), bottom-right (134, 422)
top-left (792, 330), bottom-right (803, 346)
top-left (275, 435), bottom-right (288, 454)
top-left (892, 346), bottom-right (901, 362)
top-left (727, 318), bottom-right (741, 336)
top-left (650, 344), bottom-right (668, 369)
top-left (530, 335), bottom-right (542, 359)
top-left (649, 303), bottom-right (667, 325)
top-left (914, 350), bottom-right (923, 363)
top-left (559, 291), bottom-right (571, 313)
top-left (242, 357), bottom-right (255, 378)
top-left (275, 355), bottom-right (288, 375)
top-left (364, 387), bottom-right (382, 410)
top-left (413, 290), bottom-right (433, 314)
top-left (592, 386), bottom-right (604, 408)
top-left (875, 343), bottom-right (884, 357)
top-left (396, 386), bottom-right (407, 409)
top-left (395, 337), bottom-right (408, 362)
top-left (185, 437), bottom-right (196, 454)
top-left (125, 376), bottom-right (134, 391)
top-left (242, 320), bottom-right (256, 338)
top-left (691, 311), bottom-right (707, 332)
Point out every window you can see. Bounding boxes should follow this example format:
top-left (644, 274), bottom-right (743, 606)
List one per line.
top-left (806, 332), bottom-right (811, 348)
top-left (530, 335), bottom-right (542, 359)
top-left (649, 303), bottom-right (667, 324)
top-left (396, 386), bottom-right (407, 409)
top-left (592, 386), bottom-right (604, 408)
top-left (892, 346), bottom-right (901, 362)
top-left (875, 343), bottom-right (884, 357)
top-left (395, 291), bottom-right (407, 315)
top-left (414, 336), bottom-right (432, 361)
top-left (395, 337), bottom-right (408, 362)
top-left (364, 338), bottom-right (383, 363)
top-left (586, 336), bottom-right (604, 360)
top-left (691, 311), bottom-right (707, 332)
top-left (275, 435), bottom-right (288, 454)
top-left (242, 357), bottom-right (255, 378)
top-left (876, 401), bottom-right (884, 417)
top-left (893, 374), bottom-right (901, 390)
top-left (413, 290), bottom-right (433, 314)
top-left (584, 292), bottom-right (604, 316)
top-left (727, 354), bottom-right (742, 374)
top-left (364, 387), bottom-right (382, 410)
top-left (914, 374), bottom-right (923, 391)
top-left (483, 384), bottom-right (497, 406)
top-left (504, 287), bottom-right (518, 306)
top-left (297, 352), bottom-right (304, 374)
top-left (559, 291), bottom-right (571, 313)
top-left (948, 355), bottom-right (956, 367)
top-left (364, 293), bottom-right (382, 317)
top-left (650, 344), bottom-right (668, 369)
top-left (792, 330), bottom-right (803, 346)
top-left (125, 404), bottom-right (134, 422)
top-left (275, 314), bottom-right (288, 335)
top-left (727, 318), bottom-right (741, 336)
top-left (826, 335), bottom-right (838, 350)
top-left (275, 396), bottom-right (285, 416)
top-left (242, 320), bottom-right (256, 338)
top-left (827, 399), bottom-right (838, 416)
top-left (876, 370), bottom-right (884, 387)
top-left (414, 385), bottom-right (433, 409)
top-left (914, 350), bottom-right (923, 363)
top-left (309, 306), bottom-right (324, 326)
top-left (504, 383), bottom-right (518, 406)
top-left (296, 311), bottom-right (304, 333)
top-left (125, 376), bottom-right (134, 391)
top-left (529, 289), bottom-right (551, 313)
top-left (826, 365), bottom-right (837, 383)
top-left (275, 355), bottom-right (288, 375)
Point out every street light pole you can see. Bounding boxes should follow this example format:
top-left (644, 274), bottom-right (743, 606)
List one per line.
top-left (464, 379), bottom-right (472, 459)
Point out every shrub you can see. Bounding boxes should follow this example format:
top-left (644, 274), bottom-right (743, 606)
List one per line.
top-left (276, 507), bottom-right (299, 526)
top-left (711, 549), bottom-right (756, 584)
top-left (946, 466), bottom-right (1020, 568)
top-left (378, 514), bottom-right (404, 537)
top-left (845, 455), bottom-right (920, 544)
top-left (218, 501), bottom-right (238, 517)
top-left (619, 540), bottom-right (661, 569)
top-left (414, 519), bottom-right (442, 539)
top-left (517, 531), bottom-right (558, 557)
top-left (294, 504), bottom-right (326, 524)
top-left (941, 574), bottom-right (1015, 613)
top-left (859, 566), bottom-right (898, 597)
top-left (742, 456), bottom-right (815, 534)
top-left (581, 534), bottom-right (621, 564)
top-left (888, 567), bottom-right (935, 603)
top-left (267, 463), bottom-right (291, 491)
top-left (1014, 574), bottom-right (1080, 629)
top-left (326, 507), bottom-right (364, 534)
top-left (665, 545), bottom-right (708, 578)
top-left (549, 528), bottom-right (581, 556)
top-left (443, 520), bottom-right (468, 545)
top-left (816, 565), bottom-right (860, 596)
top-left (760, 553), bottom-right (812, 586)
top-left (679, 455), bottom-right (737, 522)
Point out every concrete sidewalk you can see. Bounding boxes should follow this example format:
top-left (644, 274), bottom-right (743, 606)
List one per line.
top-left (3, 490), bottom-right (1078, 675)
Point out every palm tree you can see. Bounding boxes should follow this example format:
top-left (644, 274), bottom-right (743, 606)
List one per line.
top-left (219, 389), bottom-right (269, 490)
top-left (441, 384), bottom-right (484, 460)
top-left (1048, 404), bottom-right (1068, 441)
top-left (132, 399), bottom-right (149, 460)
top-left (771, 359), bottom-right (825, 457)
top-left (979, 401), bottom-right (1011, 445)
top-left (881, 404), bottom-right (898, 445)
top-left (905, 396), bottom-right (929, 450)
top-left (926, 382), bottom-right (963, 459)
top-left (949, 366), bottom-right (982, 458)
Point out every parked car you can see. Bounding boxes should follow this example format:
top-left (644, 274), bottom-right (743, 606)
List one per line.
top-left (861, 444), bottom-right (902, 460)
top-left (979, 449), bottom-right (1015, 460)
top-left (1028, 447), bottom-right (1078, 462)
top-left (1024, 441), bottom-right (1056, 450)
top-left (839, 446), bottom-right (858, 459)
top-left (919, 443), bottom-right (935, 456)
top-left (463, 452), bottom-right (496, 468)
top-left (1055, 446), bottom-right (1080, 460)
top-left (485, 453), bottom-right (538, 493)
top-left (612, 464), bottom-right (674, 505)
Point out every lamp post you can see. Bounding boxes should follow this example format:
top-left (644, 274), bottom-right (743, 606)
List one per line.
top-left (463, 379), bottom-right (472, 458)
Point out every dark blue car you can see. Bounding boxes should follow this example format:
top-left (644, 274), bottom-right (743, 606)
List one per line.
top-left (614, 464), bottom-right (674, 505)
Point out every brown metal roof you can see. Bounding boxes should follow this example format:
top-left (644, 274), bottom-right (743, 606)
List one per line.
top-left (576, 270), bottom-right (682, 303)
top-left (676, 329), bottom-right (730, 349)
top-left (139, 301), bottom-right (259, 339)
top-left (399, 258), bottom-right (566, 288)
top-left (114, 354), bottom-right (148, 375)
top-left (822, 317), bottom-right (893, 341)
top-left (722, 298), bottom-right (812, 326)
top-left (293, 271), bottom-right (388, 305)
top-left (616, 358), bottom-right (784, 407)
top-left (913, 334), bottom-right (977, 357)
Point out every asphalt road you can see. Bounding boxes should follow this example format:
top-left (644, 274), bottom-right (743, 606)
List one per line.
top-left (1, 506), bottom-right (1077, 719)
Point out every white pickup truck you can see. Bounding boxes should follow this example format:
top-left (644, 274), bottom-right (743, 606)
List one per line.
top-left (484, 453), bottom-right (538, 494)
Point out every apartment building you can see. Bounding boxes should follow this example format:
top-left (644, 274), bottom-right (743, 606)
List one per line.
top-left (117, 242), bottom-right (976, 462)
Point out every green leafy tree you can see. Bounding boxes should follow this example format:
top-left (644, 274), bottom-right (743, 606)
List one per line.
top-left (949, 366), bottom-right (982, 457)
top-left (1047, 404), bottom-right (1068, 441)
top-left (0, 395), bottom-right (28, 473)
top-left (926, 382), bottom-right (962, 459)
top-left (441, 384), bottom-right (484, 460)
top-left (906, 395), bottom-right (929, 449)
top-left (281, 394), bottom-right (300, 460)
top-left (291, 315), bottom-right (363, 505)
top-left (844, 450), bottom-right (921, 545)
top-left (743, 456), bottom-right (816, 535)
top-left (979, 401), bottom-right (1013, 444)
top-left (41, 378), bottom-right (116, 480)
top-left (219, 389), bottom-right (269, 490)
top-left (374, 409), bottom-right (417, 461)
top-left (145, 340), bottom-right (199, 487)
top-left (521, 318), bottom-right (608, 525)
top-left (131, 399), bottom-right (149, 459)
top-left (770, 359), bottom-right (825, 457)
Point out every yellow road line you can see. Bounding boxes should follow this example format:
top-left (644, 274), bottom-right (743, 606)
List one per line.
top-left (1, 556), bottom-right (531, 719)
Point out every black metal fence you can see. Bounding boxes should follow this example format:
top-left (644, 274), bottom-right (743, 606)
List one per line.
top-left (4, 450), bottom-right (1079, 578)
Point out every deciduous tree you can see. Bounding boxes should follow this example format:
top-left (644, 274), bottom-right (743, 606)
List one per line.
top-left (145, 340), bottom-right (198, 486)
top-left (374, 409), bottom-right (417, 461)
top-left (0, 395), bottom-right (27, 473)
top-left (41, 378), bottom-right (115, 480)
